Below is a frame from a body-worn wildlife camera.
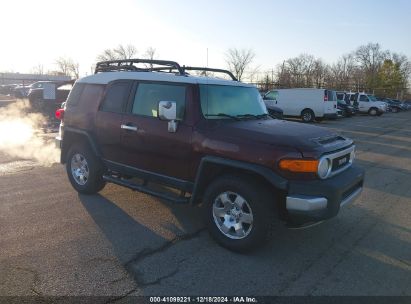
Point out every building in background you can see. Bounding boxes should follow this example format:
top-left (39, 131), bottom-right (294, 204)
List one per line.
top-left (0, 73), bottom-right (71, 86)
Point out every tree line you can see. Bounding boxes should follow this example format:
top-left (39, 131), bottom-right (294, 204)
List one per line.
top-left (236, 43), bottom-right (410, 99)
top-left (28, 42), bottom-right (410, 99)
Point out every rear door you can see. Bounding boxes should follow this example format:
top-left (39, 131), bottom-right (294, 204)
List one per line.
top-left (120, 81), bottom-right (193, 180)
top-left (324, 90), bottom-right (337, 114)
top-left (95, 80), bottom-right (133, 163)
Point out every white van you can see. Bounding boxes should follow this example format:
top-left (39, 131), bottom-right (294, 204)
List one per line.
top-left (263, 88), bottom-right (338, 122)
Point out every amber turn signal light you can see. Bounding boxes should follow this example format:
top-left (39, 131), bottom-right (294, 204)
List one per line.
top-left (278, 159), bottom-right (319, 173)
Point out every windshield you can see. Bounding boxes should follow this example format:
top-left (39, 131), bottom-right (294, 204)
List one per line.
top-left (367, 95), bottom-right (378, 102)
top-left (199, 84), bottom-right (267, 119)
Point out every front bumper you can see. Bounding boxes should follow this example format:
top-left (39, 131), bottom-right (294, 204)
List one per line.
top-left (285, 165), bottom-right (364, 224)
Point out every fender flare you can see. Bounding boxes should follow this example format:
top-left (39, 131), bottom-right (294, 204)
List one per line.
top-left (61, 127), bottom-right (101, 163)
top-left (189, 156), bottom-right (288, 204)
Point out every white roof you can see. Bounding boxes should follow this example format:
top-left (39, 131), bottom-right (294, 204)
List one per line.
top-left (78, 71), bottom-right (253, 87)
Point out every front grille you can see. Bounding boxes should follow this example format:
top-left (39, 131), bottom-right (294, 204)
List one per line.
top-left (319, 145), bottom-right (355, 179)
top-left (332, 153), bottom-right (351, 172)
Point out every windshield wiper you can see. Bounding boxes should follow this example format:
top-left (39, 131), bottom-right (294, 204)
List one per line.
top-left (205, 113), bottom-right (240, 120)
top-left (236, 113), bottom-right (269, 120)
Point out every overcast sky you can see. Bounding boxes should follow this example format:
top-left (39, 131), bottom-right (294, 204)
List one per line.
top-left (1, 0), bottom-right (410, 76)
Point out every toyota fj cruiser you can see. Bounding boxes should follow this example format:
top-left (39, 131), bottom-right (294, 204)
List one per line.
top-left (56, 59), bottom-right (364, 252)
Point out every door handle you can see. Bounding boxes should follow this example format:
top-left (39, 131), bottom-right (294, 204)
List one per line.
top-left (121, 124), bottom-right (138, 131)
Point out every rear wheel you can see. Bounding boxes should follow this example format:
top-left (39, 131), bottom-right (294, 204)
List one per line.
top-left (66, 144), bottom-right (106, 194)
top-left (201, 175), bottom-right (275, 252)
top-left (368, 107), bottom-right (378, 116)
top-left (301, 109), bottom-right (315, 123)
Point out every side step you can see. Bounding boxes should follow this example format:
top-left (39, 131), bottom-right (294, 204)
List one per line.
top-left (103, 175), bottom-right (190, 204)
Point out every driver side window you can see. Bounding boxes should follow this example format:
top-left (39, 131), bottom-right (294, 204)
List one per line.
top-left (132, 83), bottom-right (186, 120)
top-left (265, 91), bottom-right (278, 101)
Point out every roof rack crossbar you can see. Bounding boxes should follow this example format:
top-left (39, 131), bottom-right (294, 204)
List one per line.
top-left (182, 66), bottom-right (238, 81)
top-left (94, 59), bottom-right (184, 75)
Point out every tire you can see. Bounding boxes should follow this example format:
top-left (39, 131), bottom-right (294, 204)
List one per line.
top-left (392, 107), bottom-right (398, 113)
top-left (66, 143), bottom-right (106, 194)
top-left (201, 175), bottom-right (275, 252)
top-left (301, 109), bottom-right (315, 123)
top-left (368, 108), bottom-right (378, 116)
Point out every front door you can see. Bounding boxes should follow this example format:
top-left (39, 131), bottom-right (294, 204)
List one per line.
top-left (120, 81), bottom-right (192, 180)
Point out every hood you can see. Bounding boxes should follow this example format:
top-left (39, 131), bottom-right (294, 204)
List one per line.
top-left (209, 118), bottom-right (353, 156)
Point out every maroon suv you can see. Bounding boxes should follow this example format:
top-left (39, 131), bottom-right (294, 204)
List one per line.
top-left (56, 59), bottom-right (364, 252)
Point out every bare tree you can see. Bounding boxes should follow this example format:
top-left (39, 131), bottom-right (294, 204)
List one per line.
top-left (97, 49), bottom-right (117, 61)
top-left (31, 64), bottom-right (44, 75)
top-left (55, 57), bottom-right (71, 76)
top-left (55, 57), bottom-right (79, 78)
top-left (328, 54), bottom-right (357, 90)
top-left (97, 44), bottom-right (138, 61)
top-left (114, 44), bottom-right (137, 59)
top-left (68, 61), bottom-right (80, 79)
top-left (143, 47), bottom-right (158, 68)
top-left (143, 47), bottom-right (158, 61)
top-left (225, 48), bottom-right (255, 81)
top-left (247, 65), bottom-right (261, 83)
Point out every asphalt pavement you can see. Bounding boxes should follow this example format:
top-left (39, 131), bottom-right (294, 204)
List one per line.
top-left (0, 111), bottom-right (410, 301)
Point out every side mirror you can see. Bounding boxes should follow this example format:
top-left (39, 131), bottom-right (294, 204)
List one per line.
top-left (158, 101), bottom-right (178, 133)
top-left (158, 101), bottom-right (177, 120)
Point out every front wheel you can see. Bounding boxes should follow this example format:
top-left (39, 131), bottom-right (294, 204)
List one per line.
top-left (301, 109), bottom-right (315, 123)
top-left (201, 175), bottom-right (275, 252)
top-left (66, 144), bottom-right (106, 194)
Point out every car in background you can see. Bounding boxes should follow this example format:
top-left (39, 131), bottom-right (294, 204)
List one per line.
top-left (265, 104), bottom-right (283, 119)
top-left (381, 98), bottom-right (406, 112)
top-left (346, 93), bottom-right (386, 116)
top-left (263, 88), bottom-right (338, 122)
top-left (336, 91), bottom-right (356, 117)
top-left (337, 99), bottom-right (356, 117)
top-left (0, 84), bottom-right (19, 96)
top-left (403, 100), bottom-right (411, 110)
top-left (28, 80), bottom-right (74, 119)
top-left (12, 85), bottom-right (31, 98)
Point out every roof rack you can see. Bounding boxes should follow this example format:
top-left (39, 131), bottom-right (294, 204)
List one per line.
top-left (94, 59), bottom-right (185, 75)
top-left (182, 66), bottom-right (238, 81)
top-left (94, 59), bottom-right (238, 81)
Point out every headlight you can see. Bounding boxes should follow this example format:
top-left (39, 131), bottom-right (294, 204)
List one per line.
top-left (317, 157), bottom-right (331, 179)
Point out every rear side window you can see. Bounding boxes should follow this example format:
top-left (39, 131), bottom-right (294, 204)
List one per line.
top-left (132, 83), bottom-right (186, 120)
top-left (66, 83), bottom-right (85, 107)
top-left (100, 82), bottom-right (131, 113)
